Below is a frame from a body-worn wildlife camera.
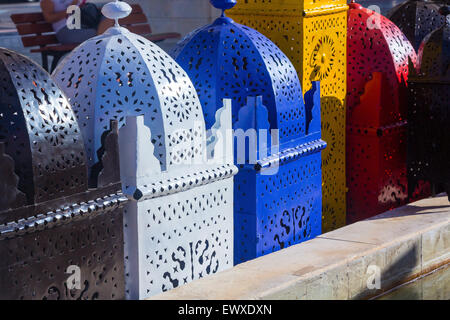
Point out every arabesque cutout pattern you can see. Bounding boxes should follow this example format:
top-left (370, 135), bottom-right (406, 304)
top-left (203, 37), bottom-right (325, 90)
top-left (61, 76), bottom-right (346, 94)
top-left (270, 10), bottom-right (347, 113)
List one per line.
top-left (53, 28), bottom-right (204, 173)
top-left (120, 113), bottom-right (236, 299)
top-left (0, 49), bottom-right (87, 205)
top-left (172, 1), bottom-right (326, 264)
top-left (54, 9), bottom-right (237, 298)
top-left (408, 8), bottom-right (450, 200)
top-left (228, 0), bottom-right (347, 232)
top-left (171, 18), bottom-right (305, 146)
top-left (388, 0), bottom-right (447, 51)
top-left (0, 47), bottom-right (126, 300)
top-left (346, 3), bottom-right (428, 223)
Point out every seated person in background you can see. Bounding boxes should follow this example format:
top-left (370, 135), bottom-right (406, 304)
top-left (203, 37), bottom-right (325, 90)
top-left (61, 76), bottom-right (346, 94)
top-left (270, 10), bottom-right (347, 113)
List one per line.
top-left (40, 0), bottom-right (114, 44)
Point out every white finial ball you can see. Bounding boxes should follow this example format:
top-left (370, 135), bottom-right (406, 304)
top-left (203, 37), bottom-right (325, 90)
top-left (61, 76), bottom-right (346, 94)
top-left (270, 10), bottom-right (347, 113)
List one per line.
top-left (102, 0), bottom-right (132, 22)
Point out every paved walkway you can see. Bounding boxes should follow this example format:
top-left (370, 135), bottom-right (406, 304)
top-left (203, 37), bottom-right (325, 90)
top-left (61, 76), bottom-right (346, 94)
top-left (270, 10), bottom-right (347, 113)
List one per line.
top-left (150, 195), bottom-right (450, 300)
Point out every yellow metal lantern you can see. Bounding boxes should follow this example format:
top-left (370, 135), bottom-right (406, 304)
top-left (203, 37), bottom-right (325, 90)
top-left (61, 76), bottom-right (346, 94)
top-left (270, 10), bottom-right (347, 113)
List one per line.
top-left (229, 0), bottom-right (348, 232)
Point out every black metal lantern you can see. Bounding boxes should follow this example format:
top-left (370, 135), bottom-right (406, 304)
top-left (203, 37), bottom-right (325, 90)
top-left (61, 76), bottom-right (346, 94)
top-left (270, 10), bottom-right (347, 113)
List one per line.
top-left (0, 48), bottom-right (126, 299)
top-left (407, 6), bottom-right (450, 200)
top-left (388, 0), bottom-right (448, 51)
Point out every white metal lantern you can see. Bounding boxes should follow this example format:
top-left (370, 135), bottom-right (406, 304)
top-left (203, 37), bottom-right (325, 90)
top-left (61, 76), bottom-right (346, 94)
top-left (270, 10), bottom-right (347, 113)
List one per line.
top-left (53, 1), bottom-right (203, 172)
top-left (53, 0), bottom-right (237, 299)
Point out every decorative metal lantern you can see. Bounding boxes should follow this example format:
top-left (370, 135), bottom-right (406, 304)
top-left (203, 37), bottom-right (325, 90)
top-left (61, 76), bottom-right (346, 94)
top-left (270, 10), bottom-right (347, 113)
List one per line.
top-left (346, 2), bottom-right (428, 223)
top-left (0, 48), bottom-right (126, 299)
top-left (407, 6), bottom-right (450, 200)
top-left (227, 0), bottom-right (348, 233)
top-left (388, 0), bottom-right (448, 51)
top-left (171, 0), bottom-right (326, 264)
top-left (53, 1), bottom-right (237, 299)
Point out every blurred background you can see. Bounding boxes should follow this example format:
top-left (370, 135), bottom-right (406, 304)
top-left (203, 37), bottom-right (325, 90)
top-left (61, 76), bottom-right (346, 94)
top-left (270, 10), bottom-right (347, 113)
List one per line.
top-left (0, 0), bottom-right (403, 63)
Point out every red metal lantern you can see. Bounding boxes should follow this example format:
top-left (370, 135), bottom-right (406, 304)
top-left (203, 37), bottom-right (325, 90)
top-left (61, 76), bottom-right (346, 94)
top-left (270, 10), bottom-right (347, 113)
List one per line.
top-left (346, 2), bottom-right (429, 224)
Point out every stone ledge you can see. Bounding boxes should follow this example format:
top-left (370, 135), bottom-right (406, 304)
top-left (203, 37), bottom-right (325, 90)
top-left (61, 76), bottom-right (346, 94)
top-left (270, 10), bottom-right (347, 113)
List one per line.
top-left (149, 195), bottom-right (449, 300)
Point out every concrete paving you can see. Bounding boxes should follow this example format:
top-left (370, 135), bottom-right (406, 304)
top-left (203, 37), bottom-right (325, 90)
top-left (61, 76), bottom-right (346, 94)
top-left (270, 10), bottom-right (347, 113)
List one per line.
top-left (149, 195), bottom-right (450, 300)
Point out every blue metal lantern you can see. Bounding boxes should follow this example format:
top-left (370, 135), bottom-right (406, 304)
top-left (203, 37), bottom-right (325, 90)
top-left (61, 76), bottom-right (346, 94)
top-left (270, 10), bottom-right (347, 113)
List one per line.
top-left (171, 0), bottom-right (326, 264)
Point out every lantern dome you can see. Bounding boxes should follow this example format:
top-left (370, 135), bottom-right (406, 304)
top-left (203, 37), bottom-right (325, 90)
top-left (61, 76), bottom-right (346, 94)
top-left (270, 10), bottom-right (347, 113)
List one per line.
top-left (347, 1), bottom-right (418, 127)
top-left (0, 48), bottom-right (88, 207)
top-left (53, 2), bottom-right (207, 173)
top-left (388, 0), bottom-right (447, 51)
top-left (170, 0), bottom-right (306, 147)
top-left (417, 5), bottom-right (450, 79)
top-left (53, 2), bottom-right (237, 299)
top-left (346, 2), bottom-right (422, 223)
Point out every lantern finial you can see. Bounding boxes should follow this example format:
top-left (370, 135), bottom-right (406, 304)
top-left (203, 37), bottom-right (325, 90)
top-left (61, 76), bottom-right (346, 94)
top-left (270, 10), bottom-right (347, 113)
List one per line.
top-left (210, 0), bottom-right (237, 17)
top-left (102, 0), bottom-right (132, 27)
top-left (349, 1), bottom-right (363, 10)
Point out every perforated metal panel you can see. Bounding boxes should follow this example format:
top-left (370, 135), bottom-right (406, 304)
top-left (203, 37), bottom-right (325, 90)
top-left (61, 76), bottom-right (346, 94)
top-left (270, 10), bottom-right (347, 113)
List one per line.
top-left (53, 2), bottom-right (237, 299)
top-left (232, 93), bottom-right (325, 264)
top-left (347, 4), bottom-right (417, 127)
top-left (346, 3), bottom-right (426, 223)
top-left (228, 0), bottom-right (347, 232)
top-left (125, 179), bottom-right (234, 297)
top-left (417, 10), bottom-right (450, 76)
top-left (0, 195), bottom-right (126, 300)
top-left (408, 8), bottom-right (450, 199)
top-left (119, 114), bottom-right (237, 299)
top-left (0, 48), bottom-right (87, 206)
top-left (53, 28), bottom-right (205, 173)
top-left (0, 47), bottom-right (126, 300)
top-left (172, 1), bottom-right (326, 263)
top-left (234, 143), bottom-right (324, 263)
top-left (171, 16), bottom-right (306, 146)
top-left (388, 0), bottom-right (447, 51)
